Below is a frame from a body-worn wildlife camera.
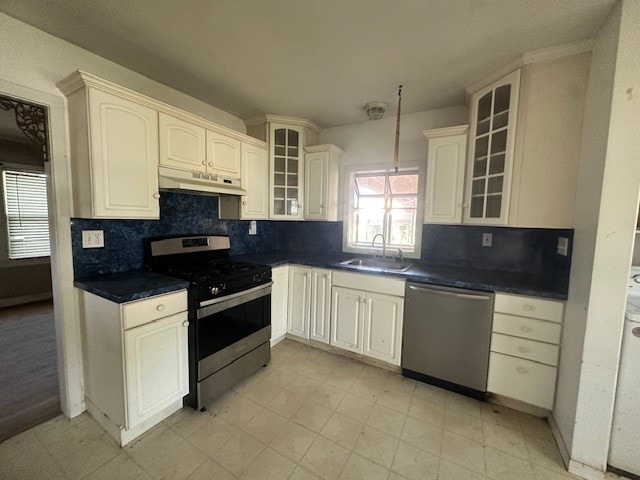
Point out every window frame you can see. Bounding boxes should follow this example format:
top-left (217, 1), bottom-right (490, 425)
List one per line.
top-left (342, 162), bottom-right (425, 259)
top-left (0, 164), bottom-right (51, 263)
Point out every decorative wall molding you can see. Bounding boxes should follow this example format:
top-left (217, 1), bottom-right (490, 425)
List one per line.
top-left (244, 113), bottom-right (322, 134)
top-left (423, 124), bottom-right (469, 139)
top-left (0, 94), bottom-right (48, 161)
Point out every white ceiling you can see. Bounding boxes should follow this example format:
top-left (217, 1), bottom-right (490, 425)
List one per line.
top-left (0, 0), bottom-right (615, 128)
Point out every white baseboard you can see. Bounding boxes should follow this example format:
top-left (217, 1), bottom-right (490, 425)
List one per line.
top-left (270, 333), bottom-right (286, 346)
top-left (0, 292), bottom-right (53, 308)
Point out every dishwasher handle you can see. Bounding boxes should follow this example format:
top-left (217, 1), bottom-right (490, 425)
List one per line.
top-left (408, 284), bottom-right (493, 301)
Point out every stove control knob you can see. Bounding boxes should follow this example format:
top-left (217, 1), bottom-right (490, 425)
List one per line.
top-left (210, 286), bottom-right (219, 295)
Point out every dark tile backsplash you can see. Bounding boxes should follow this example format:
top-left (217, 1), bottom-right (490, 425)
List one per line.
top-left (71, 192), bottom-right (281, 278)
top-left (71, 192), bottom-right (572, 288)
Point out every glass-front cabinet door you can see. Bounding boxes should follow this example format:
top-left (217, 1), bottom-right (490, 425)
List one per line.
top-left (464, 69), bottom-right (520, 225)
top-left (269, 122), bottom-right (304, 219)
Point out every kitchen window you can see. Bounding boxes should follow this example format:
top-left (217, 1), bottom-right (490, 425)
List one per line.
top-left (2, 170), bottom-right (51, 259)
top-left (343, 165), bottom-right (424, 259)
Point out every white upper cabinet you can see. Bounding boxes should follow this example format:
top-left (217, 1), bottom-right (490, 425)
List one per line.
top-left (423, 125), bottom-right (468, 224)
top-left (244, 115), bottom-right (321, 220)
top-left (206, 131), bottom-right (241, 178)
top-left (461, 52), bottom-right (590, 228)
top-left (464, 69), bottom-right (520, 225)
top-left (304, 144), bottom-right (343, 221)
top-left (270, 123), bottom-right (305, 219)
top-left (159, 113), bottom-right (206, 173)
top-left (62, 81), bottom-right (160, 219)
top-left (240, 143), bottom-right (269, 219)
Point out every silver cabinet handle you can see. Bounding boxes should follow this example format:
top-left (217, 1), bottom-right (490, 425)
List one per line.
top-left (520, 325), bottom-right (533, 333)
top-left (208, 162), bottom-right (213, 167)
top-left (152, 193), bottom-right (160, 199)
top-left (633, 327), bottom-right (640, 338)
top-left (156, 304), bottom-right (165, 312)
top-left (518, 346), bottom-right (530, 353)
top-left (242, 201), bottom-right (247, 205)
top-left (183, 320), bottom-right (190, 327)
top-left (516, 366), bottom-right (528, 374)
top-left (201, 160), bottom-right (206, 165)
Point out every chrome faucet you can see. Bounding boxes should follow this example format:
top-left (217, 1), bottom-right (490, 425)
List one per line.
top-left (371, 234), bottom-right (386, 258)
top-left (397, 248), bottom-right (404, 263)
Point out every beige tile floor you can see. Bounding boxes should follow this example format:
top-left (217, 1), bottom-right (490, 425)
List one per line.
top-left (0, 339), bottom-right (628, 480)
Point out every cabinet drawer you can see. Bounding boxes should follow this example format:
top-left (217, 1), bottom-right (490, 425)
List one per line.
top-left (487, 352), bottom-right (557, 409)
top-left (492, 313), bottom-right (561, 344)
top-left (491, 333), bottom-right (559, 366)
top-left (122, 290), bottom-right (188, 330)
top-left (494, 293), bottom-right (564, 323)
top-left (332, 270), bottom-right (404, 297)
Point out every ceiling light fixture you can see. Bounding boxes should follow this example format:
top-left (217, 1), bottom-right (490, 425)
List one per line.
top-left (364, 101), bottom-right (387, 120)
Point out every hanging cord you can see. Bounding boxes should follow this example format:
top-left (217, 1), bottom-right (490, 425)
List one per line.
top-left (393, 85), bottom-right (402, 173)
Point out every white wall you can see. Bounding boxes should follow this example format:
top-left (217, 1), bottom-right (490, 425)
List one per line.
top-left (319, 106), bottom-right (468, 168)
top-left (0, 13), bottom-right (245, 133)
top-left (553, 0), bottom-right (640, 476)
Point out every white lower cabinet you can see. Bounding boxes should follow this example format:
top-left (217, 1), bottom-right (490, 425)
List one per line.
top-left (79, 289), bottom-right (189, 445)
top-left (271, 266), bottom-right (289, 344)
top-left (124, 313), bottom-right (189, 428)
top-left (286, 265), bottom-right (332, 342)
top-left (330, 286), bottom-right (365, 353)
top-left (287, 266), bottom-right (312, 339)
top-left (487, 293), bottom-right (564, 410)
top-left (310, 268), bottom-right (332, 344)
top-left (363, 292), bottom-right (404, 365)
top-left (331, 271), bottom-right (405, 366)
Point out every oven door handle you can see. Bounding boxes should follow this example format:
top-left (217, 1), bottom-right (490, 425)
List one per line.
top-left (197, 282), bottom-right (273, 319)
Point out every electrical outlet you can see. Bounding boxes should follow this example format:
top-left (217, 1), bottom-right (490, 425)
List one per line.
top-left (249, 221), bottom-right (257, 235)
top-left (557, 236), bottom-right (569, 256)
top-left (82, 230), bottom-right (104, 248)
top-left (482, 233), bottom-right (492, 247)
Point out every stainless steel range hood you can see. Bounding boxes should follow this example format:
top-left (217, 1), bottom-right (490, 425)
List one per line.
top-left (158, 166), bottom-right (246, 196)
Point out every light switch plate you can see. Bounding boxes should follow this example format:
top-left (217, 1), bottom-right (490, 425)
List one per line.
top-left (82, 230), bottom-right (104, 248)
top-left (557, 236), bottom-right (569, 256)
top-left (249, 221), bottom-right (257, 235)
top-left (482, 233), bottom-right (492, 247)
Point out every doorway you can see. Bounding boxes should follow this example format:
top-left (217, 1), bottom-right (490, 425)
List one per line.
top-left (0, 94), bottom-right (60, 442)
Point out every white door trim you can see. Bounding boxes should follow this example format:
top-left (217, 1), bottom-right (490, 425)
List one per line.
top-left (0, 78), bottom-right (85, 418)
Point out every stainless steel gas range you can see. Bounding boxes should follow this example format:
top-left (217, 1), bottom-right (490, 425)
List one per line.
top-left (146, 235), bottom-right (271, 411)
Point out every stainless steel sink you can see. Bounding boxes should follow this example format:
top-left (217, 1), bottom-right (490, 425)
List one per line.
top-left (340, 257), bottom-right (413, 272)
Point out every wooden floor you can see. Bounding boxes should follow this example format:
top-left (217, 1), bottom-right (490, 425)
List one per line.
top-left (0, 300), bottom-right (60, 443)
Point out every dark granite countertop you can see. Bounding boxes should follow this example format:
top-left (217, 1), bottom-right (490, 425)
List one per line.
top-left (233, 251), bottom-right (568, 300)
top-left (74, 272), bottom-right (189, 303)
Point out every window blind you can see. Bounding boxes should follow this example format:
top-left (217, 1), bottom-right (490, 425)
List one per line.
top-left (2, 170), bottom-right (51, 259)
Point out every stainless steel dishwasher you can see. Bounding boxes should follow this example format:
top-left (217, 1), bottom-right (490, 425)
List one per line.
top-left (402, 282), bottom-right (494, 398)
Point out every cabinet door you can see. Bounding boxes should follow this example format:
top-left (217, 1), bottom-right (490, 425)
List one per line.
top-left (159, 113), bottom-right (206, 172)
top-left (304, 151), bottom-right (328, 220)
top-left (270, 123), bottom-right (304, 220)
top-left (206, 131), bottom-right (242, 178)
top-left (271, 266), bottom-right (289, 343)
top-left (464, 69), bottom-right (520, 225)
top-left (287, 266), bottom-right (311, 339)
top-left (330, 286), bottom-right (364, 354)
top-left (241, 143), bottom-right (269, 219)
top-left (310, 268), bottom-right (331, 344)
top-left (124, 313), bottom-right (189, 429)
top-left (363, 292), bottom-right (404, 365)
top-left (425, 134), bottom-right (466, 224)
top-left (88, 89), bottom-right (159, 219)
